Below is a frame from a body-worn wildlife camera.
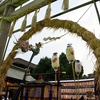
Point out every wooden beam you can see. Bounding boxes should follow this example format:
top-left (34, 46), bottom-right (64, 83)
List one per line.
top-left (0, 0), bottom-right (9, 15)
top-left (0, 5), bottom-right (15, 65)
top-left (12, 0), bottom-right (99, 34)
top-left (11, 0), bottom-right (28, 7)
top-left (6, 0), bottom-right (57, 22)
top-left (92, 0), bottom-right (100, 25)
top-left (0, 0), bottom-right (31, 16)
top-left (51, 0), bottom-right (99, 18)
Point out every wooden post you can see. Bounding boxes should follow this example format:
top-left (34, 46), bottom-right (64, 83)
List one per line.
top-left (0, 5), bottom-right (15, 65)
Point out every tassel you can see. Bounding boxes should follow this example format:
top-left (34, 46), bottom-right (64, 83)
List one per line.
top-left (31, 10), bottom-right (37, 28)
top-left (20, 15), bottom-right (27, 32)
top-left (8, 20), bottom-right (16, 37)
top-left (62, 0), bottom-right (69, 11)
top-left (44, 3), bottom-right (51, 20)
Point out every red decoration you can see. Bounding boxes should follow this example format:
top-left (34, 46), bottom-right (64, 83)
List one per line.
top-left (52, 58), bottom-right (57, 63)
top-left (38, 73), bottom-right (43, 79)
top-left (71, 51), bottom-right (74, 55)
top-left (16, 40), bottom-right (32, 52)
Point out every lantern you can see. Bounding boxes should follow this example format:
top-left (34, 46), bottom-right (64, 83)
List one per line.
top-left (51, 52), bottom-right (59, 72)
top-left (75, 60), bottom-right (82, 75)
top-left (66, 44), bottom-right (75, 63)
top-left (51, 52), bottom-right (60, 100)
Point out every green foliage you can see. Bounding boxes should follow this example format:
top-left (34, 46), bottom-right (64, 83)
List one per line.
top-left (30, 56), bottom-right (54, 81)
top-left (59, 52), bottom-right (84, 80)
top-left (30, 52), bottom-right (84, 81)
top-left (59, 52), bottom-right (73, 80)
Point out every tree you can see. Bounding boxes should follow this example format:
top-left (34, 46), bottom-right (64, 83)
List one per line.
top-left (59, 52), bottom-right (73, 80)
top-left (30, 52), bottom-right (84, 81)
top-left (30, 56), bottom-right (54, 81)
top-left (59, 52), bottom-right (84, 80)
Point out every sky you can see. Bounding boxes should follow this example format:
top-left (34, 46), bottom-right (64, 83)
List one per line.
top-left (6, 0), bottom-right (100, 75)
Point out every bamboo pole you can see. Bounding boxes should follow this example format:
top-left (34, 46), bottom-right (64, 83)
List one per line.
top-left (12, 0), bottom-right (99, 34)
top-left (92, 0), bottom-right (100, 25)
top-left (0, 5), bottom-right (15, 65)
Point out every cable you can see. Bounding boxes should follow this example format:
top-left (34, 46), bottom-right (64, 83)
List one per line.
top-left (43, 4), bottom-right (93, 44)
top-left (77, 4), bottom-right (93, 23)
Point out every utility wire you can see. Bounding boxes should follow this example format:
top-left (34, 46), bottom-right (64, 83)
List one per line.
top-left (77, 4), bottom-right (93, 22)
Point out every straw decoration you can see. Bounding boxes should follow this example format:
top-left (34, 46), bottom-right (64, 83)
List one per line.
top-left (43, 36), bottom-right (60, 41)
top-left (44, 3), bottom-right (51, 20)
top-left (31, 10), bottom-right (37, 28)
top-left (1, 18), bottom-right (100, 91)
top-left (0, 51), bottom-right (18, 91)
top-left (20, 15), bottom-right (27, 32)
top-left (62, 0), bottom-right (69, 11)
top-left (8, 20), bottom-right (16, 37)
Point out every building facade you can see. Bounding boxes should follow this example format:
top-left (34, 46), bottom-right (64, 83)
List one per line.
top-left (3, 58), bottom-right (95, 100)
top-left (60, 78), bottom-right (95, 100)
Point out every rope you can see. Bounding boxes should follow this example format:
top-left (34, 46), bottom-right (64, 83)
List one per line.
top-left (42, 4), bottom-right (92, 45)
top-left (12, 0), bottom-right (95, 34)
top-left (0, 0), bottom-right (53, 22)
top-left (77, 4), bottom-right (93, 22)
